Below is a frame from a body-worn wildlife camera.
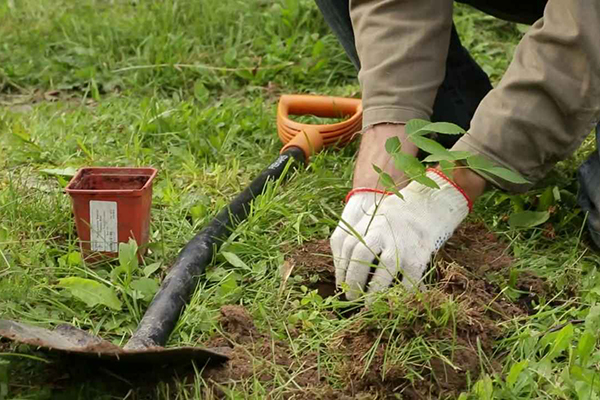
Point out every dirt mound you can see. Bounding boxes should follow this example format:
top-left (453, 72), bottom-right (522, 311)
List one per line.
top-left (336, 276), bottom-right (505, 398)
top-left (441, 221), bottom-right (550, 310)
top-left (332, 222), bottom-right (551, 398)
top-left (217, 305), bottom-right (257, 344)
top-left (203, 222), bottom-right (550, 399)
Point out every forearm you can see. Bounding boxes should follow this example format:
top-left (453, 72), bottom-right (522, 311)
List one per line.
top-left (351, 0), bottom-right (454, 127)
top-left (353, 124), bottom-right (418, 190)
top-left (452, 0), bottom-right (600, 192)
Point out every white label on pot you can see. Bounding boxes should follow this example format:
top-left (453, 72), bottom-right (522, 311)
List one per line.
top-left (89, 201), bottom-right (118, 252)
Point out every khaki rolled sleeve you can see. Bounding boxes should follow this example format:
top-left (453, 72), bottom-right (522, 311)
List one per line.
top-left (452, 0), bottom-right (600, 192)
top-left (350, 0), bottom-right (454, 128)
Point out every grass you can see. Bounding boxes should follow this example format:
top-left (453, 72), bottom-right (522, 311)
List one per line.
top-left (1, 0), bottom-right (600, 399)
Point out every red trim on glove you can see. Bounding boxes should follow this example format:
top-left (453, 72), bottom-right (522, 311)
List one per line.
top-left (426, 168), bottom-right (473, 212)
top-left (345, 188), bottom-right (392, 203)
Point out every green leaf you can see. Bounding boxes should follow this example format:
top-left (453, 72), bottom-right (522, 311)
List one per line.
top-left (58, 277), bottom-right (122, 310)
top-left (570, 365), bottom-right (600, 391)
top-left (385, 136), bottom-right (401, 154)
top-left (422, 154), bottom-right (454, 163)
top-left (76, 138), bottom-right (93, 159)
top-left (12, 121), bottom-right (33, 143)
top-left (421, 122), bottom-right (466, 135)
top-left (413, 175), bottom-right (439, 189)
top-left (553, 186), bottom-right (562, 202)
top-left (375, 168), bottom-right (396, 188)
top-left (406, 121), bottom-right (465, 138)
top-left (585, 305), bottom-right (600, 331)
top-left (118, 239), bottom-right (139, 275)
top-left (473, 374), bottom-right (494, 400)
top-left (409, 135), bottom-right (452, 157)
top-left (40, 167), bottom-right (78, 177)
top-left (507, 360), bottom-right (528, 388)
top-left (576, 331), bottom-right (596, 367)
top-left (510, 195), bottom-right (526, 213)
top-left (130, 278), bottom-right (159, 301)
top-left (487, 167), bottom-right (529, 184)
top-left (235, 69), bottom-right (254, 81)
top-left (91, 78), bottom-right (101, 102)
top-left (311, 40), bottom-right (325, 58)
top-left (450, 151), bottom-right (472, 161)
top-left (423, 151), bottom-right (471, 163)
top-left (67, 251), bottom-right (82, 266)
top-left (537, 187), bottom-right (555, 211)
top-left (143, 262), bottom-right (162, 277)
top-left (466, 155), bottom-right (528, 184)
top-left (439, 160), bottom-right (454, 179)
top-left (392, 152), bottom-right (425, 179)
top-left (222, 251), bottom-right (249, 270)
top-left (405, 119), bottom-right (431, 136)
top-left (373, 165), bottom-right (403, 199)
top-left (465, 154), bottom-right (495, 170)
top-left (218, 273), bottom-right (240, 297)
top-left (508, 211), bottom-right (550, 229)
top-left (193, 81), bottom-right (209, 103)
top-left (545, 323), bottom-right (574, 361)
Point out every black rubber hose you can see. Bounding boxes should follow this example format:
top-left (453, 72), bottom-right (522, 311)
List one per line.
top-left (125, 147), bottom-right (306, 349)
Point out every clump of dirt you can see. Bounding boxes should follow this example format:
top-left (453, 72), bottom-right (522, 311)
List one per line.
top-left (285, 240), bottom-right (336, 298)
top-left (216, 305), bottom-right (257, 344)
top-left (442, 221), bottom-right (550, 308)
top-left (441, 222), bottom-right (513, 274)
top-left (516, 270), bottom-right (550, 297)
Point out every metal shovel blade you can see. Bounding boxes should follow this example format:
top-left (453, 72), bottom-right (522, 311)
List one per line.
top-left (0, 319), bottom-right (228, 365)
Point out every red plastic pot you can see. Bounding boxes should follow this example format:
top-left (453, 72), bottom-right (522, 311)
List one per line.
top-left (65, 167), bottom-right (158, 258)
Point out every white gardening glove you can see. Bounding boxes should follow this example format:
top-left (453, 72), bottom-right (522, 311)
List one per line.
top-left (333, 169), bottom-right (472, 300)
top-left (330, 189), bottom-right (387, 285)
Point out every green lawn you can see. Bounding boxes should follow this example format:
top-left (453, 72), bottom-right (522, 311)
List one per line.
top-left (1, 1), bottom-right (600, 399)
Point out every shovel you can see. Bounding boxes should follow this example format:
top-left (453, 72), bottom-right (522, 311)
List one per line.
top-left (0, 94), bottom-right (362, 367)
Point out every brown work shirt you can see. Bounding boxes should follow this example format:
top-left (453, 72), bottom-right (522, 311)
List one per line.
top-left (352, 0), bottom-right (600, 191)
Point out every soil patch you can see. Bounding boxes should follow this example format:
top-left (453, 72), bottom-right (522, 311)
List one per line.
top-left (441, 222), bottom-right (550, 309)
top-left (269, 222), bottom-right (549, 399)
top-left (205, 305), bottom-right (323, 397)
top-left (285, 240), bottom-right (336, 298)
top-left (441, 222), bottom-right (513, 274)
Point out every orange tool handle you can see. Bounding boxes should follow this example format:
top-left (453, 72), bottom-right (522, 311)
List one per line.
top-left (277, 94), bottom-right (363, 161)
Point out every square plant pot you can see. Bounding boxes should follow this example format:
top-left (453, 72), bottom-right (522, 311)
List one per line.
top-left (65, 167), bottom-right (158, 258)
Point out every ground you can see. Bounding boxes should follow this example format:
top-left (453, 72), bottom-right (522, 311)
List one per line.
top-left (1, 1), bottom-right (600, 399)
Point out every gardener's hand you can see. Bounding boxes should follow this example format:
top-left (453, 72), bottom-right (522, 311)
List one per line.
top-left (331, 124), bottom-right (418, 291)
top-left (333, 169), bottom-right (472, 300)
top-left (330, 190), bottom-right (386, 277)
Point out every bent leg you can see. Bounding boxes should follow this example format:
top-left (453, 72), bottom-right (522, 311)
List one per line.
top-left (315, 0), bottom-right (492, 136)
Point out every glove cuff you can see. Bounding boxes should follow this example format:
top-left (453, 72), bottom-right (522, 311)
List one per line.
top-left (426, 168), bottom-right (473, 212)
top-left (345, 170), bottom-right (473, 211)
top-left (345, 188), bottom-right (392, 203)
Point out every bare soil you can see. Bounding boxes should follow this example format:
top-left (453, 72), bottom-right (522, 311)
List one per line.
top-left (204, 305), bottom-right (324, 397)
top-left (285, 239), bottom-right (337, 298)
